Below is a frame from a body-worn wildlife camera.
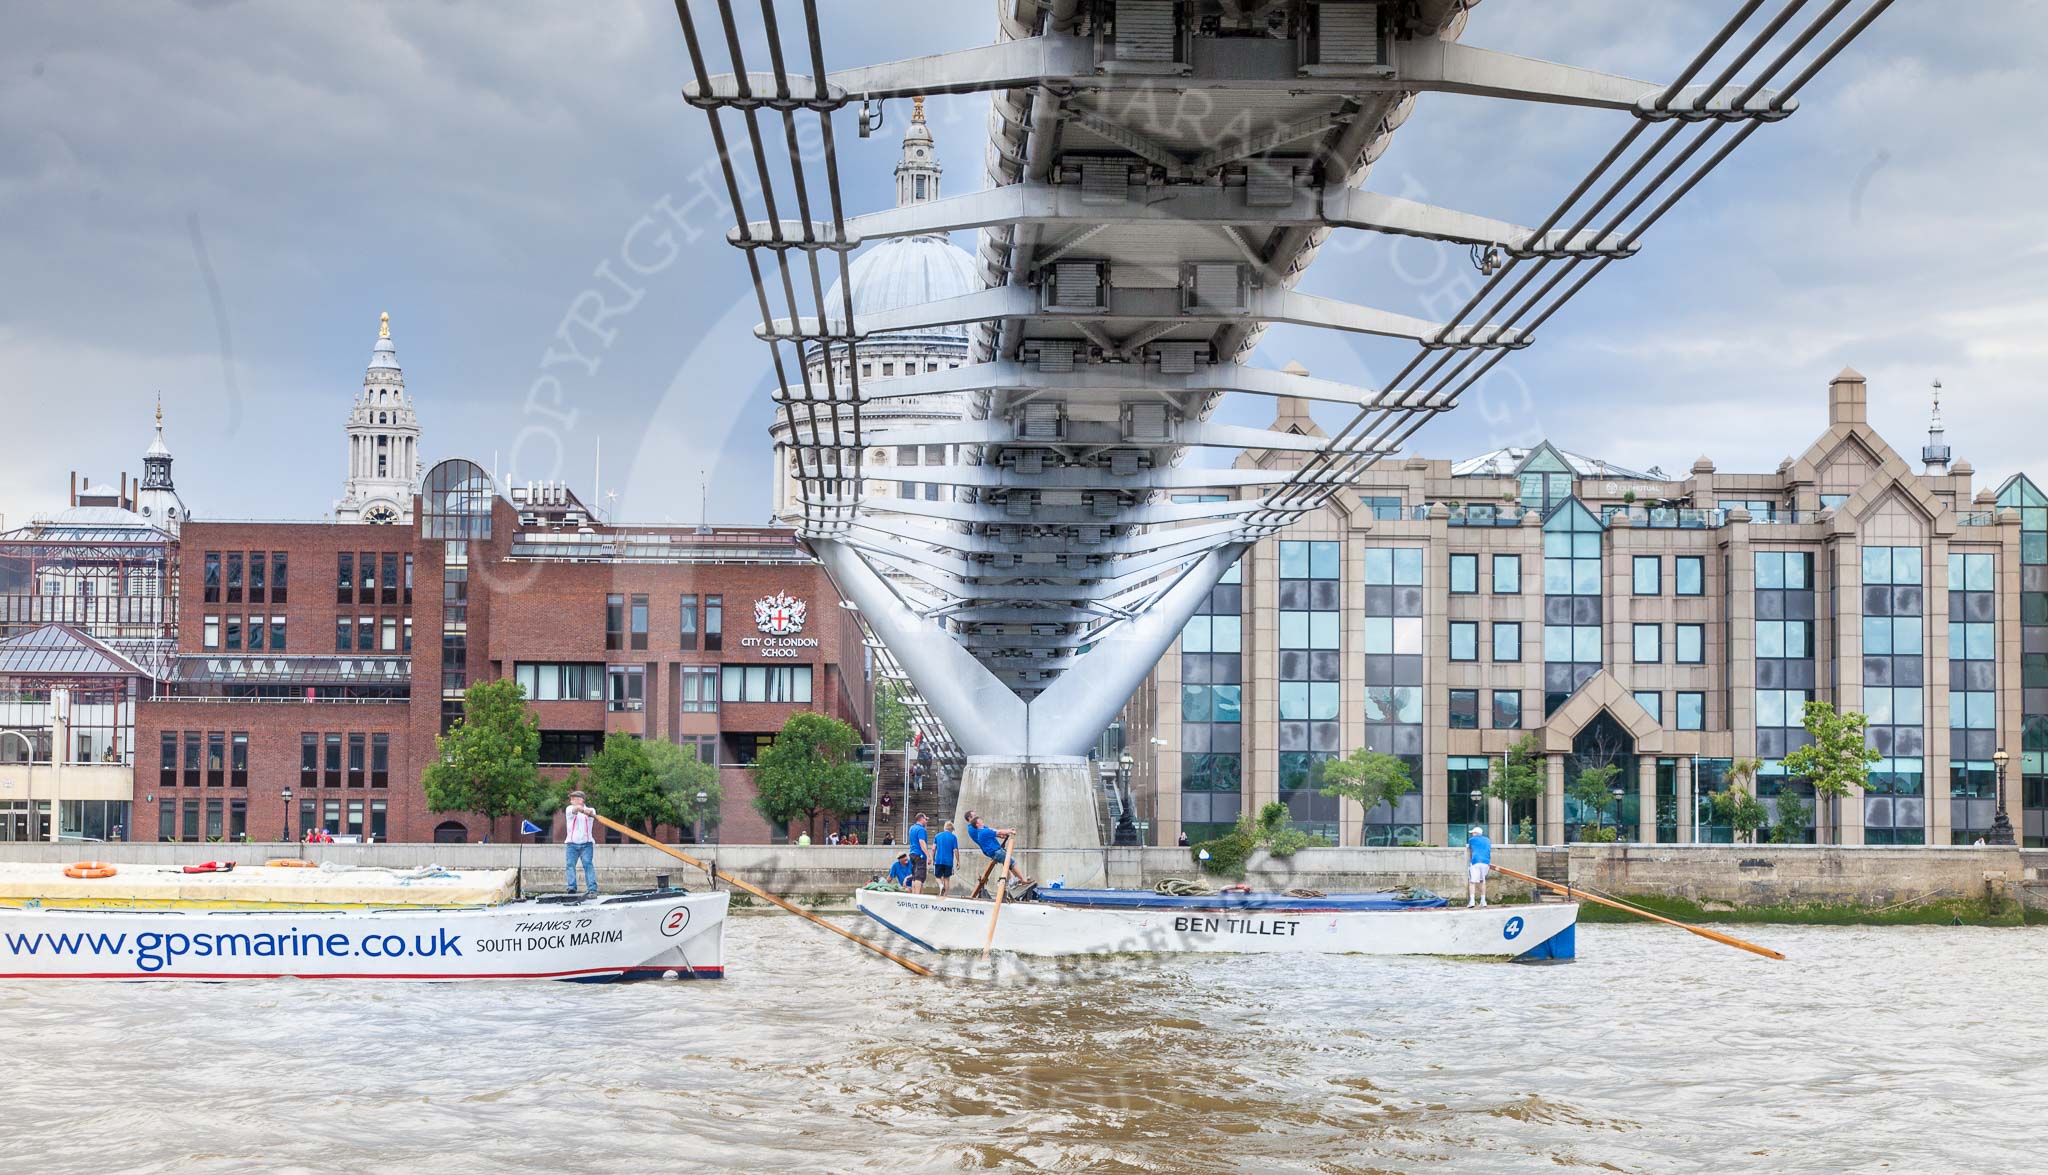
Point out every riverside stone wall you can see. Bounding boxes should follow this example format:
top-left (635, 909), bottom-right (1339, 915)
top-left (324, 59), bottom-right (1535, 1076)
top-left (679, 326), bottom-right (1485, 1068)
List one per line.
top-left (1, 841), bottom-right (2033, 908)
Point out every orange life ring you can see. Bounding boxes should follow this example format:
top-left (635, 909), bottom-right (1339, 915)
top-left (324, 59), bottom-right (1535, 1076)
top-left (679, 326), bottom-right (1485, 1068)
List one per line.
top-left (265, 859), bottom-right (319, 868)
top-left (64, 862), bottom-right (117, 879)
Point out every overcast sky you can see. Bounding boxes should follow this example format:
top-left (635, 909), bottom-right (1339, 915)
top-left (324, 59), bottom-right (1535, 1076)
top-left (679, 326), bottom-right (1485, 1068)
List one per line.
top-left (1, 2), bottom-right (2041, 526)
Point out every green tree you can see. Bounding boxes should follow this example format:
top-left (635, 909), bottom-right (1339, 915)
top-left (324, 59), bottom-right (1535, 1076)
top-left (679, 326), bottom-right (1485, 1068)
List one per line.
top-left (647, 738), bottom-right (722, 840)
top-left (1318, 748), bottom-right (1415, 839)
top-left (1768, 788), bottom-right (1812, 844)
top-left (1778, 701), bottom-right (1881, 844)
top-left (1711, 784), bottom-right (1770, 845)
top-left (423, 679), bottom-right (546, 822)
top-left (1252, 800), bottom-right (1327, 857)
top-left (874, 680), bottom-right (913, 752)
top-left (1486, 734), bottom-right (1547, 840)
top-left (1568, 762), bottom-right (1623, 842)
top-left (752, 711), bottom-right (871, 839)
top-left (566, 733), bottom-right (675, 834)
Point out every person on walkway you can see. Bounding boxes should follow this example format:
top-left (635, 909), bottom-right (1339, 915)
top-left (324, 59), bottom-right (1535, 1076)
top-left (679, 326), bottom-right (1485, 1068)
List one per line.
top-left (1176, 831), bottom-right (1189, 848)
top-left (887, 853), bottom-right (914, 888)
top-left (828, 831), bottom-right (841, 846)
top-left (965, 810), bottom-right (1031, 890)
top-left (797, 830), bottom-right (812, 847)
top-left (932, 819), bottom-right (959, 897)
top-left (1465, 825), bottom-right (1491, 908)
top-left (564, 789), bottom-right (599, 896)
top-left (906, 812), bottom-right (931, 894)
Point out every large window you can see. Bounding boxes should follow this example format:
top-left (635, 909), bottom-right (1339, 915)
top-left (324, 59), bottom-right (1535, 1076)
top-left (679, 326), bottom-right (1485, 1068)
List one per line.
top-left (204, 552), bottom-right (221, 604)
top-left (225, 552), bottom-right (243, 604)
top-left (515, 662), bottom-right (605, 703)
top-left (607, 666), bottom-right (646, 711)
top-left (1676, 691), bottom-right (1705, 731)
top-left (324, 733), bottom-right (342, 788)
top-left (300, 734), bottom-right (317, 789)
top-left (1492, 690), bottom-right (1522, 729)
top-left (1633, 556), bottom-right (1660, 596)
top-left (1633, 624), bottom-right (1661, 664)
top-left (704, 595), bottom-right (723, 651)
top-left (605, 594), bottom-right (625, 651)
top-left (1278, 541), bottom-right (1341, 841)
top-left (1362, 547), bottom-right (1425, 845)
top-left (1675, 555), bottom-right (1703, 596)
top-left (1181, 560), bottom-right (1243, 843)
top-left (1448, 689), bottom-right (1479, 730)
top-left (1542, 499), bottom-right (1604, 715)
top-left (1949, 551), bottom-right (1999, 842)
top-left (205, 732), bottom-right (224, 787)
top-left (679, 595), bottom-right (699, 650)
top-left (336, 553), bottom-right (354, 604)
top-left (347, 733), bottom-right (365, 787)
top-left (1493, 554), bottom-right (1521, 595)
top-left (1516, 445), bottom-right (1575, 510)
top-left (161, 732), bottom-right (178, 790)
top-left (1449, 621), bottom-right (1478, 662)
top-left (680, 666), bottom-right (721, 713)
top-left (539, 730), bottom-right (605, 765)
top-left (1860, 545), bottom-right (1923, 844)
top-left (718, 664), bottom-right (813, 703)
top-left (422, 458), bottom-right (494, 540)
top-left (1997, 477), bottom-right (2048, 845)
top-left (230, 732), bottom-right (248, 787)
top-left (1493, 622), bottom-right (1521, 663)
top-left (630, 594), bottom-right (650, 650)
top-left (1449, 554), bottom-right (1477, 595)
top-left (1675, 623), bottom-right (1704, 664)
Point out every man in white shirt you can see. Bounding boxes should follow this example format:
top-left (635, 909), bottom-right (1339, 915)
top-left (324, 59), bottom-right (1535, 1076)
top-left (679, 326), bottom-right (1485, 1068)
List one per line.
top-left (563, 789), bottom-right (599, 895)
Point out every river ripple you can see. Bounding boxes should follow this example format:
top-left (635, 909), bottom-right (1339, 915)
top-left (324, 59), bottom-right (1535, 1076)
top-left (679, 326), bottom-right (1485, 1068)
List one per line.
top-left (4, 915), bottom-right (2043, 1173)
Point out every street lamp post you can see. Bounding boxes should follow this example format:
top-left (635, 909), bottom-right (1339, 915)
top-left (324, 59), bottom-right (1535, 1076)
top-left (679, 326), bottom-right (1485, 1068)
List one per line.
top-left (280, 785), bottom-right (293, 842)
top-left (1114, 751), bottom-right (1139, 846)
top-left (694, 789), bottom-right (709, 845)
top-left (1989, 748), bottom-right (2016, 846)
top-left (1468, 788), bottom-right (1484, 845)
top-left (1612, 785), bottom-right (1626, 842)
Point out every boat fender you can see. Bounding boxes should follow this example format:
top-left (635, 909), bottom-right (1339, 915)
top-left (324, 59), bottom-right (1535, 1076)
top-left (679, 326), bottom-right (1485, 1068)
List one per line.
top-left (266, 859), bottom-right (320, 868)
top-left (63, 862), bottom-right (118, 879)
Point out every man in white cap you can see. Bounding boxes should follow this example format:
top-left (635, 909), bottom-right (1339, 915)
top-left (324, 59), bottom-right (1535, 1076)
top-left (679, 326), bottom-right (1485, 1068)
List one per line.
top-left (1465, 824), bottom-right (1492, 908)
top-left (563, 788), bottom-right (599, 895)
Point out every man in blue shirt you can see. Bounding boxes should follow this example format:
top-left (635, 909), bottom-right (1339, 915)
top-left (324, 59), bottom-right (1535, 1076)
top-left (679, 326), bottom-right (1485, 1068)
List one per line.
top-left (1466, 825), bottom-right (1492, 908)
top-left (906, 813), bottom-right (932, 894)
top-left (965, 810), bottom-right (1031, 894)
top-left (931, 820), bottom-right (960, 897)
top-left (887, 853), bottom-right (913, 888)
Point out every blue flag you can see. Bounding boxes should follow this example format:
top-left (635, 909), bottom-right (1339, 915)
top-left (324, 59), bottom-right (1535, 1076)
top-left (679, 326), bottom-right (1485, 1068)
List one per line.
top-left (520, 820), bottom-right (542, 835)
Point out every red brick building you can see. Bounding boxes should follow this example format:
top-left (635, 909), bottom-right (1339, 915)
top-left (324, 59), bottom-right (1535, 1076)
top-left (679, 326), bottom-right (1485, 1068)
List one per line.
top-left (136, 460), bottom-right (871, 844)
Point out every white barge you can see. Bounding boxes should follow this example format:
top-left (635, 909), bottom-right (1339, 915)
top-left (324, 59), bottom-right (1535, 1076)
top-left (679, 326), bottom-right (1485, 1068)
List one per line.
top-left (856, 886), bottom-right (1577, 962)
top-left (0, 863), bottom-right (727, 982)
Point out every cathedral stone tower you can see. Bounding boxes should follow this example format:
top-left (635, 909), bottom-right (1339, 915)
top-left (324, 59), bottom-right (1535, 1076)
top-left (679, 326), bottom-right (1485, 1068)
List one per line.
top-left (335, 312), bottom-right (422, 524)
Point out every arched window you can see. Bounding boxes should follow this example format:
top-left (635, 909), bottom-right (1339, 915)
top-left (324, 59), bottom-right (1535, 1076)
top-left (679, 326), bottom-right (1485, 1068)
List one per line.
top-left (423, 458), bottom-right (495, 540)
top-left (433, 820), bottom-right (469, 844)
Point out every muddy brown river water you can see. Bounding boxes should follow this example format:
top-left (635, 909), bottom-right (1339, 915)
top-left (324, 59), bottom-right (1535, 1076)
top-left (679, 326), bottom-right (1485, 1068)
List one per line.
top-left (5, 914), bottom-right (2043, 1173)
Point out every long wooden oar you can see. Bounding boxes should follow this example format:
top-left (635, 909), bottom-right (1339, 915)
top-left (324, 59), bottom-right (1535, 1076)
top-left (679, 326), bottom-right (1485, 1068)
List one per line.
top-left (1490, 863), bottom-right (1785, 961)
top-left (981, 835), bottom-right (1018, 960)
top-left (593, 814), bottom-right (934, 978)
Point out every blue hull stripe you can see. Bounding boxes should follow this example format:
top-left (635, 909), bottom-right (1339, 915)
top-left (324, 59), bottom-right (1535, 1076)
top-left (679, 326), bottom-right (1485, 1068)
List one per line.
top-left (858, 904), bottom-right (939, 953)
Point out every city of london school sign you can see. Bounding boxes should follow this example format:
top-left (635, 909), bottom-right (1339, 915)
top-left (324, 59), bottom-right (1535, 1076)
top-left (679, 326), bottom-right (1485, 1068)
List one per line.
top-left (745, 592), bottom-right (819, 657)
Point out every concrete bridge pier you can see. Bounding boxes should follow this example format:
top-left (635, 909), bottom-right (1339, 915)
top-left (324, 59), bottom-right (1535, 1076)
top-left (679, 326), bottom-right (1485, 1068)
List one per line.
top-left (952, 756), bottom-right (1106, 889)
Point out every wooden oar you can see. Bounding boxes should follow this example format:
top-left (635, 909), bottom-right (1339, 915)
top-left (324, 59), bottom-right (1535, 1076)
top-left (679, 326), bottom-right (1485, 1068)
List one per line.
top-left (593, 814), bottom-right (934, 978)
top-left (981, 835), bottom-right (1018, 960)
top-left (1490, 863), bottom-right (1785, 961)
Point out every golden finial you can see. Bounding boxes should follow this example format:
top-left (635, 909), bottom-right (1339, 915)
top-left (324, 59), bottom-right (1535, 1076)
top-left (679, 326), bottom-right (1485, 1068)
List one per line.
top-left (154, 392), bottom-right (163, 428)
top-left (912, 95), bottom-right (926, 124)
top-left (379, 311), bottom-right (390, 339)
